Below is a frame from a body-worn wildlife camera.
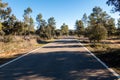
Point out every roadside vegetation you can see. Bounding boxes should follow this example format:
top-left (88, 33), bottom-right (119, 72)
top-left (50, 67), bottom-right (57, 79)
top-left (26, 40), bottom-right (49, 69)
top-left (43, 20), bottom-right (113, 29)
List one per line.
top-left (76, 0), bottom-right (120, 74)
top-left (0, 0), bottom-right (69, 64)
top-left (0, 0), bottom-right (120, 75)
top-left (79, 38), bottom-right (120, 74)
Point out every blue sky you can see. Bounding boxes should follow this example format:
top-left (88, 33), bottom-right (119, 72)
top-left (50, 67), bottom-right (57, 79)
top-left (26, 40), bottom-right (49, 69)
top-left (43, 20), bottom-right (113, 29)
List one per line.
top-left (3, 0), bottom-right (120, 29)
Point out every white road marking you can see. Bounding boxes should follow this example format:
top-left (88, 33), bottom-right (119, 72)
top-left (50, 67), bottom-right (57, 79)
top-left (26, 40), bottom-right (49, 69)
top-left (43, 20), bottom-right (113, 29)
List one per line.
top-left (0, 43), bottom-right (51, 68)
top-left (0, 39), bottom-right (119, 79)
top-left (77, 40), bottom-right (120, 79)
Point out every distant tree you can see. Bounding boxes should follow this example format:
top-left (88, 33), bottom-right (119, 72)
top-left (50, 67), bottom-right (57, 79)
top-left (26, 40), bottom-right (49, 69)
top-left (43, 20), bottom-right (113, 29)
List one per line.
top-left (69, 30), bottom-right (75, 36)
top-left (75, 20), bottom-right (84, 37)
top-left (0, 0), bottom-right (8, 21)
top-left (118, 18), bottom-right (120, 29)
top-left (45, 25), bottom-right (52, 39)
top-left (88, 7), bottom-right (116, 37)
top-left (36, 19), bottom-right (47, 39)
top-left (23, 7), bottom-right (32, 35)
top-left (86, 7), bottom-right (108, 42)
top-left (117, 18), bottom-right (120, 37)
top-left (13, 21), bottom-right (24, 35)
top-left (4, 7), bottom-right (12, 20)
top-left (36, 13), bottom-right (42, 29)
top-left (36, 13), bottom-right (45, 37)
top-left (0, 0), bottom-right (8, 9)
top-left (2, 15), bottom-right (16, 35)
top-left (48, 17), bottom-right (56, 38)
top-left (61, 23), bottom-right (69, 36)
top-left (105, 18), bottom-right (116, 37)
top-left (55, 29), bottom-right (61, 38)
top-left (0, 1), bottom-right (12, 36)
top-left (82, 13), bottom-right (87, 27)
top-left (106, 0), bottom-right (120, 13)
top-left (29, 17), bottom-right (35, 34)
top-left (7, 14), bottom-right (16, 35)
top-left (86, 23), bottom-right (107, 43)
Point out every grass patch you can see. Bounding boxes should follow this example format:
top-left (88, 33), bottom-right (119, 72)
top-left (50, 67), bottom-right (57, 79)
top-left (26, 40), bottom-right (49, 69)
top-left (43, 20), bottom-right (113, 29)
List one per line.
top-left (0, 38), bottom-right (55, 65)
top-left (80, 39), bottom-right (120, 75)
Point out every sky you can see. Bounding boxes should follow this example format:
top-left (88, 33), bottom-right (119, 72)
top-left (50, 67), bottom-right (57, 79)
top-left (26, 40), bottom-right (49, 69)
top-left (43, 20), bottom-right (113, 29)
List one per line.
top-left (3, 0), bottom-right (120, 29)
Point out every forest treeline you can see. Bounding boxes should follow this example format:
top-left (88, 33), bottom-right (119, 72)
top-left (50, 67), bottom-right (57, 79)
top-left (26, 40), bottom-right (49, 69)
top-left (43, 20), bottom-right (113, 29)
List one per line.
top-left (75, 6), bottom-right (120, 43)
top-left (0, 0), bottom-right (120, 43)
top-left (0, 0), bottom-right (70, 41)
top-left (75, 0), bottom-right (120, 43)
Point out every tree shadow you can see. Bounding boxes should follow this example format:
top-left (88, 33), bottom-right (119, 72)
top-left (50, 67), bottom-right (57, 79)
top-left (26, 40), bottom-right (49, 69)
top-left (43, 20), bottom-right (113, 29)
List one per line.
top-left (54, 40), bottom-right (79, 44)
top-left (36, 39), bottom-right (50, 44)
top-left (94, 49), bottom-right (120, 70)
top-left (0, 51), bottom-right (118, 80)
top-left (43, 45), bottom-right (82, 48)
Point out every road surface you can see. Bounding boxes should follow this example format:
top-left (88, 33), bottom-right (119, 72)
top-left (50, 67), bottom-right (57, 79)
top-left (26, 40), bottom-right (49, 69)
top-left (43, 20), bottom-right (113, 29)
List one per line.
top-left (0, 39), bottom-right (119, 80)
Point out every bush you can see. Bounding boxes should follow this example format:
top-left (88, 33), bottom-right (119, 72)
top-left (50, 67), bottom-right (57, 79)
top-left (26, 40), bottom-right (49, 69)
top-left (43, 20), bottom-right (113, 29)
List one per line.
top-left (86, 24), bottom-right (107, 43)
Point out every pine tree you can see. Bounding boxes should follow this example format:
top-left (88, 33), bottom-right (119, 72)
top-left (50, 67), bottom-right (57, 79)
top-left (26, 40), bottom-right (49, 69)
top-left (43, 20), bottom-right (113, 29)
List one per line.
top-left (75, 20), bottom-right (84, 37)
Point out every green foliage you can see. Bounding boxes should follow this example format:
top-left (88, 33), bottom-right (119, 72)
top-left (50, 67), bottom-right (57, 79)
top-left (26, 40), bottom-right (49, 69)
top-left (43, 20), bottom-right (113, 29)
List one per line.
top-left (45, 25), bottom-right (52, 39)
top-left (86, 24), bottom-right (107, 42)
top-left (86, 7), bottom-right (109, 42)
top-left (55, 29), bottom-right (61, 38)
top-left (39, 26), bottom-right (46, 39)
top-left (106, 0), bottom-right (120, 13)
top-left (36, 13), bottom-right (42, 29)
top-left (36, 15), bottom-right (56, 39)
top-left (75, 20), bottom-right (84, 37)
top-left (82, 13), bottom-right (87, 27)
top-left (0, 1), bottom-right (12, 36)
top-left (117, 18), bottom-right (120, 37)
top-left (0, 0), bottom-right (8, 8)
top-left (23, 7), bottom-right (33, 35)
top-left (69, 30), bottom-right (75, 36)
top-left (0, 0), bottom-right (8, 21)
top-left (36, 13), bottom-right (45, 39)
top-left (105, 18), bottom-right (116, 36)
top-left (61, 23), bottom-right (69, 36)
top-left (7, 14), bottom-right (16, 34)
top-left (36, 16), bottom-right (48, 39)
top-left (29, 17), bottom-right (35, 34)
top-left (48, 17), bottom-right (56, 37)
top-left (87, 6), bottom-right (117, 41)
top-left (13, 21), bottom-right (24, 35)
top-left (118, 18), bottom-right (120, 29)
top-left (0, 0), bottom-right (118, 42)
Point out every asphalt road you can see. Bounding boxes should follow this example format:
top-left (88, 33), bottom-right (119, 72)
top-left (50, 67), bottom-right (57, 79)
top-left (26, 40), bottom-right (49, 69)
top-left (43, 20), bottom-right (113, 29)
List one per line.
top-left (0, 39), bottom-right (118, 80)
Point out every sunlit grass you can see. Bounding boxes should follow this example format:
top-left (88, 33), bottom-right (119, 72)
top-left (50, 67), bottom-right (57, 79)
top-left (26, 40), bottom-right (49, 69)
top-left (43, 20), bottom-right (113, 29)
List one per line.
top-left (0, 38), bottom-right (55, 64)
top-left (80, 39), bottom-right (120, 75)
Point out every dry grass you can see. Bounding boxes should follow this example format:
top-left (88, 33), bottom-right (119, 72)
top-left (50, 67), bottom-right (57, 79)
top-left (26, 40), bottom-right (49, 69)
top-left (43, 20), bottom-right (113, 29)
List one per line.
top-left (0, 36), bottom-right (54, 65)
top-left (79, 38), bottom-right (120, 75)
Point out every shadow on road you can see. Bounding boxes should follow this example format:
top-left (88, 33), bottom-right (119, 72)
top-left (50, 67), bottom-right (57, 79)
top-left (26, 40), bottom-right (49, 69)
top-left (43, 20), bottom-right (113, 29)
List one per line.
top-left (43, 45), bottom-right (82, 48)
top-left (0, 39), bottom-right (118, 80)
top-left (54, 40), bottom-right (78, 44)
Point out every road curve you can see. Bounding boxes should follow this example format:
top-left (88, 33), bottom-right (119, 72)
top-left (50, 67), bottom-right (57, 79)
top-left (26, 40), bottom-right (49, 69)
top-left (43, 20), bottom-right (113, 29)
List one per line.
top-left (0, 39), bottom-right (118, 80)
